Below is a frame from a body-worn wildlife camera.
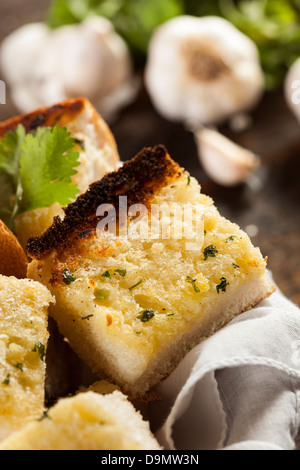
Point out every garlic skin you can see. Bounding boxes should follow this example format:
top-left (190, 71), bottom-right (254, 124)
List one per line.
top-left (145, 16), bottom-right (264, 126)
top-left (0, 18), bottom-right (137, 120)
top-left (195, 127), bottom-right (260, 187)
top-left (284, 58), bottom-right (300, 123)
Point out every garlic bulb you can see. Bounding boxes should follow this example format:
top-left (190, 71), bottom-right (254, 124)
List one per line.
top-left (0, 18), bottom-right (137, 120)
top-left (284, 58), bottom-right (300, 123)
top-left (195, 127), bottom-right (260, 187)
top-left (145, 16), bottom-right (264, 126)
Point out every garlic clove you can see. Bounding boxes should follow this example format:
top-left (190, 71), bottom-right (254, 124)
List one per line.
top-left (195, 127), bottom-right (260, 187)
top-left (145, 16), bottom-right (264, 125)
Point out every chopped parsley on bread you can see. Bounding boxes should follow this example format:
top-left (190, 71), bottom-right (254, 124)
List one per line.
top-left (0, 390), bottom-right (161, 450)
top-left (0, 275), bottom-right (53, 442)
top-left (27, 145), bottom-right (275, 397)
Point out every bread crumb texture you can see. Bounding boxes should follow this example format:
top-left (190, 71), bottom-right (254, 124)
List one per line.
top-left (0, 391), bottom-right (161, 450)
top-left (0, 275), bottom-right (53, 441)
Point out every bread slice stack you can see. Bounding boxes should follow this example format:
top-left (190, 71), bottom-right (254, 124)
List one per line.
top-left (0, 97), bottom-right (119, 248)
top-left (27, 145), bottom-right (275, 397)
top-left (0, 389), bottom-right (161, 450)
top-left (0, 275), bottom-right (53, 442)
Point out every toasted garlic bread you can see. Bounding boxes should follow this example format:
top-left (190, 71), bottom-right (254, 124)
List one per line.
top-left (27, 145), bottom-right (275, 397)
top-left (0, 390), bottom-right (161, 450)
top-left (0, 220), bottom-right (28, 278)
top-left (0, 97), bottom-right (119, 248)
top-left (0, 275), bottom-right (53, 442)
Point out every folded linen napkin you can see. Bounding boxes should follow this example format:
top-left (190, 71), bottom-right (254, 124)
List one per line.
top-left (150, 281), bottom-right (300, 451)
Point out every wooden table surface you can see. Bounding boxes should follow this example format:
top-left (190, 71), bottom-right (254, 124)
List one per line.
top-left (0, 0), bottom-right (300, 306)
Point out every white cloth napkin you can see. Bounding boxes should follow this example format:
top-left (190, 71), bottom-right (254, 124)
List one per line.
top-left (150, 280), bottom-right (300, 451)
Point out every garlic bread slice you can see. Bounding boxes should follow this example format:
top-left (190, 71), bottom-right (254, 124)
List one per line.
top-left (27, 145), bottom-right (275, 396)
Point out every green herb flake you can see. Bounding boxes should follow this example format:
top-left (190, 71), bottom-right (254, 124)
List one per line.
top-left (187, 175), bottom-right (191, 186)
top-left (203, 245), bottom-right (218, 261)
top-left (32, 342), bottom-right (46, 361)
top-left (232, 263), bottom-right (240, 269)
top-left (129, 279), bottom-right (144, 291)
top-left (62, 268), bottom-right (76, 285)
top-left (38, 410), bottom-right (52, 421)
top-left (81, 314), bottom-right (94, 320)
top-left (226, 236), bottom-right (236, 243)
top-left (137, 309), bottom-right (155, 323)
top-left (167, 313), bottom-right (175, 317)
top-left (115, 269), bottom-right (127, 278)
top-left (94, 288), bottom-right (110, 301)
top-left (101, 270), bottom-right (111, 279)
top-left (216, 278), bottom-right (229, 294)
top-left (2, 374), bottom-right (10, 386)
top-left (74, 138), bottom-right (85, 151)
top-left (186, 276), bottom-right (200, 293)
top-left (15, 363), bottom-right (23, 372)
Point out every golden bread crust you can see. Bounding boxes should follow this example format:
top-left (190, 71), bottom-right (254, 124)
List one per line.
top-left (0, 97), bottom-right (119, 167)
top-left (0, 220), bottom-right (28, 278)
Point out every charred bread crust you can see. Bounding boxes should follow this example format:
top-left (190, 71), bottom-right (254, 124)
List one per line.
top-left (26, 145), bottom-right (181, 260)
top-left (0, 97), bottom-right (118, 165)
top-left (0, 98), bottom-right (85, 136)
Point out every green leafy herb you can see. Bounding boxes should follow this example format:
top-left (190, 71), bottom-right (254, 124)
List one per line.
top-left (187, 175), bottom-right (191, 186)
top-left (81, 314), bottom-right (94, 320)
top-left (225, 236), bottom-right (236, 243)
top-left (62, 268), bottom-right (76, 285)
top-left (216, 277), bottom-right (229, 294)
top-left (0, 124), bottom-right (80, 230)
top-left (115, 269), bottom-right (127, 277)
top-left (94, 288), bottom-right (110, 301)
top-left (137, 309), bottom-right (155, 323)
top-left (102, 270), bottom-right (111, 279)
top-left (38, 410), bottom-right (52, 421)
top-left (2, 374), bottom-right (10, 386)
top-left (203, 245), bottom-right (218, 261)
top-left (129, 279), bottom-right (144, 291)
top-left (232, 263), bottom-right (240, 269)
top-left (186, 276), bottom-right (200, 293)
top-left (32, 342), bottom-right (46, 361)
top-left (74, 138), bottom-right (85, 150)
top-left (48, 0), bottom-right (183, 59)
top-left (15, 363), bottom-right (23, 372)
top-left (48, 0), bottom-right (300, 87)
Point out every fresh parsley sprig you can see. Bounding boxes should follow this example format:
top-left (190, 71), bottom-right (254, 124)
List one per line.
top-left (0, 124), bottom-right (80, 230)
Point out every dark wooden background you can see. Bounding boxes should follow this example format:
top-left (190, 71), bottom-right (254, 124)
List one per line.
top-left (1, 0), bottom-right (300, 306)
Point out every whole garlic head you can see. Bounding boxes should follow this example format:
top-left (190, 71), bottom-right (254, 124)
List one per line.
top-left (0, 18), bottom-right (137, 120)
top-left (145, 16), bottom-right (264, 126)
top-left (284, 58), bottom-right (300, 123)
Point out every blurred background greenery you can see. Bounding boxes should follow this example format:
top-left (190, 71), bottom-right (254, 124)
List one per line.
top-left (48, 0), bottom-right (300, 88)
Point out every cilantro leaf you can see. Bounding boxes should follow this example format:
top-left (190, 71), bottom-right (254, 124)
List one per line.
top-left (0, 125), bottom-right (80, 230)
top-left (19, 126), bottom-right (79, 212)
top-left (0, 125), bottom-right (25, 227)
